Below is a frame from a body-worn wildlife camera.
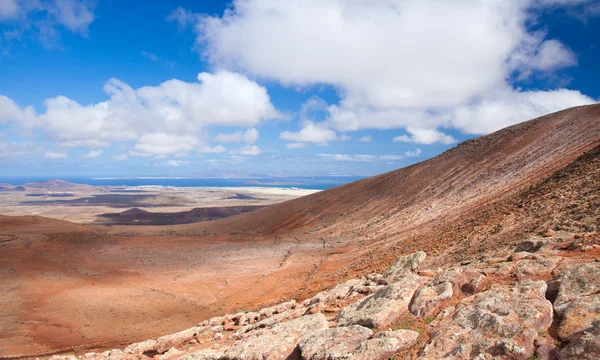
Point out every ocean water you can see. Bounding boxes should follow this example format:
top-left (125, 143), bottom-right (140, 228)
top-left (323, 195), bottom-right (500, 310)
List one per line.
top-left (0, 176), bottom-right (366, 191)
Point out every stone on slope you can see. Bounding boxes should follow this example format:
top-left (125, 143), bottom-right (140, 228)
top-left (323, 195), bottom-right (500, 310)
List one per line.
top-left (383, 251), bottom-right (426, 282)
top-left (157, 326), bottom-right (205, 353)
top-left (298, 325), bottom-right (372, 360)
top-left (511, 256), bottom-right (562, 280)
top-left (410, 281), bottom-right (453, 318)
top-left (557, 293), bottom-right (600, 340)
top-left (554, 262), bottom-right (600, 316)
top-left (336, 273), bottom-right (426, 329)
top-left (559, 321), bottom-right (600, 360)
top-left (180, 349), bottom-right (225, 360)
top-left (419, 280), bottom-right (553, 360)
top-left (123, 339), bottom-right (158, 355)
top-left (352, 330), bottom-right (419, 360)
top-left (307, 279), bottom-right (362, 306)
top-left (224, 313), bottom-right (328, 360)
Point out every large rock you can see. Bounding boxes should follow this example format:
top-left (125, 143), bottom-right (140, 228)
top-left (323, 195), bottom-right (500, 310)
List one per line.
top-left (156, 326), bottom-right (205, 353)
top-left (419, 280), bottom-right (553, 360)
top-left (224, 313), bottom-right (328, 360)
top-left (431, 267), bottom-right (485, 295)
top-left (352, 330), bottom-right (419, 360)
top-left (559, 322), bottom-right (600, 360)
top-left (123, 339), bottom-right (158, 355)
top-left (383, 251), bottom-right (426, 282)
top-left (298, 325), bottom-right (372, 360)
top-left (180, 349), bottom-right (225, 360)
top-left (410, 281), bottom-right (453, 318)
top-left (336, 273), bottom-right (426, 329)
top-left (554, 262), bottom-right (600, 316)
top-left (511, 256), bottom-right (562, 280)
top-left (557, 293), bottom-right (600, 340)
top-left (307, 279), bottom-right (362, 306)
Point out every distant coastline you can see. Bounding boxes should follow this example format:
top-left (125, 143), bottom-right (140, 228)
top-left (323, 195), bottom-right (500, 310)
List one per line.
top-left (0, 175), bottom-right (366, 191)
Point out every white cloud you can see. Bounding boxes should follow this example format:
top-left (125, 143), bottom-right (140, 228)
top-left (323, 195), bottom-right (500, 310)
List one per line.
top-left (286, 142), bottom-right (307, 149)
top-left (1, 71), bottom-right (281, 158)
top-left (159, 160), bottom-right (190, 167)
top-left (0, 0), bottom-right (18, 20)
top-left (113, 154), bottom-right (128, 161)
top-left (359, 135), bottom-right (372, 143)
top-left (215, 128), bottom-right (259, 144)
top-left (79, 149), bottom-right (102, 159)
top-left (0, 141), bottom-right (42, 159)
top-left (183, 0), bottom-right (596, 138)
top-left (405, 148), bottom-right (422, 158)
top-left (229, 145), bottom-right (261, 156)
top-left (1, 0), bottom-right (95, 48)
top-left (43, 150), bottom-right (68, 159)
top-left (393, 128), bottom-right (457, 145)
top-left (280, 121), bottom-right (341, 145)
top-left (317, 154), bottom-right (405, 162)
top-left (59, 139), bottom-right (111, 148)
top-left (199, 144), bottom-right (227, 154)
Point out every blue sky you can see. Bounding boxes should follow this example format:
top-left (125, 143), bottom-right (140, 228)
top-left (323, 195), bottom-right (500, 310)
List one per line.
top-left (0, 0), bottom-right (598, 177)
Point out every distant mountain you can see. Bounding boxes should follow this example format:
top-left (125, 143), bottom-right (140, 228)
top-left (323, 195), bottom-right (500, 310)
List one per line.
top-left (23, 180), bottom-right (95, 192)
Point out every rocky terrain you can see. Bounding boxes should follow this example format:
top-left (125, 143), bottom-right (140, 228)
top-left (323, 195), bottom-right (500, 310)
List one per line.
top-left (47, 238), bottom-right (600, 360)
top-left (1, 104), bottom-right (599, 358)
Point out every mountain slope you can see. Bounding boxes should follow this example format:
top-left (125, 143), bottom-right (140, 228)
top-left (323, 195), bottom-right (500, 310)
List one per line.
top-left (194, 104), bottom-right (600, 240)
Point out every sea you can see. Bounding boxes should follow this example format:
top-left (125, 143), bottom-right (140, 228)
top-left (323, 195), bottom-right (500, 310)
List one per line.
top-left (0, 176), bottom-right (366, 191)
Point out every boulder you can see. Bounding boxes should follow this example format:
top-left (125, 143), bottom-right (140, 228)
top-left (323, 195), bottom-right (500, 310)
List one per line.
top-left (559, 322), bottom-right (600, 359)
top-left (224, 313), bottom-right (328, 360)
top-left (123, 339), bottom-right (158, 355)
top-left (308, 279), bottom-right (362, 306)
top-left (180, 349), bottom-right (225, 360)
top-left (557, 293), bottom-right (600, 340)
top-left (336, 273), bottom-right (426, 329)
top-left (383, 251), bottom-right (426, 282)
top-left (157, 326), bottom-right (204, 353)
top-left (419, 280), bottom-right (553, 360)
top-left (298, 325), bottom-right (372, 360)
top-left (432, 267), bottom-right (485, 295)
top-left (352, 330), bottom-right (419, 360)
top-left (159, 347), bottom-right (185, 360)
top-left (410, 281), bottom-right (453, 318)
top-left (511, 256), bottom-right (562, 280)
top-left (554, 262), bottom-right (600, 316)
top-left (100, 350), bottom-right (128, 360)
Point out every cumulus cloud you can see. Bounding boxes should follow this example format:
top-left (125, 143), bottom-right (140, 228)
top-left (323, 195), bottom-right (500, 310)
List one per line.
top-left (1, 71), bottom-right (281, 158)
top-left (199, 145), bottom-right (227, 154)
top-left (1, 0), bottom-right (95, 48)
top-left (316, 154), bottom-right (405, 162)
top-left (359, 135), bottom-right (372, 143)
top-left (158, 160), bottom-right (190, 167)
top-left (280, 121), bottom-right (343, 146)
top-left (79, 149), bottom-right (102, 159)
top-left (43, 150), bottom-right (68, 159)
top-left (229, 145), bottom-right (261, 156)
top-left (180, 0), bottom-right (596, 139)
top-left (405, 148), bottom-right (422, 158)
top-left (215, 128), bottom-right (259, 144)
top-left (393, 128), bottom-right (457, 145)
top-left (286, 142), bottom-right (307, 149)
top-left (0, 141), bottom-right (42, 159)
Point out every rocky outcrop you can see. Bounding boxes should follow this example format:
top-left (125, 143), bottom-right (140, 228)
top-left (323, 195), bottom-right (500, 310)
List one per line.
top-left (410, 281), bottom-right (453, 318)
top-left (553, 262), bottom-right (600, 341)
top-left (383, 251), bottom-right (426, 282)
top-left (298, 325), bottom-right (372, 360)
top-left (336, 273), bottom-right (426, 329)
top-left (352, 330), bottom-right (419, 360)
top-left (419, 280), bottom-right (553, 359)
top-left (51, 248), bottom-right (600, 360)
top-left (224, 313), bottom-right (328, 360)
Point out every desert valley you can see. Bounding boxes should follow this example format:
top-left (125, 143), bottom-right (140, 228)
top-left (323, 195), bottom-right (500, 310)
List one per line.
top-left (2, 1), bottom-right (600, 359)
top-left (1, 104), bottom-right (599, 359)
